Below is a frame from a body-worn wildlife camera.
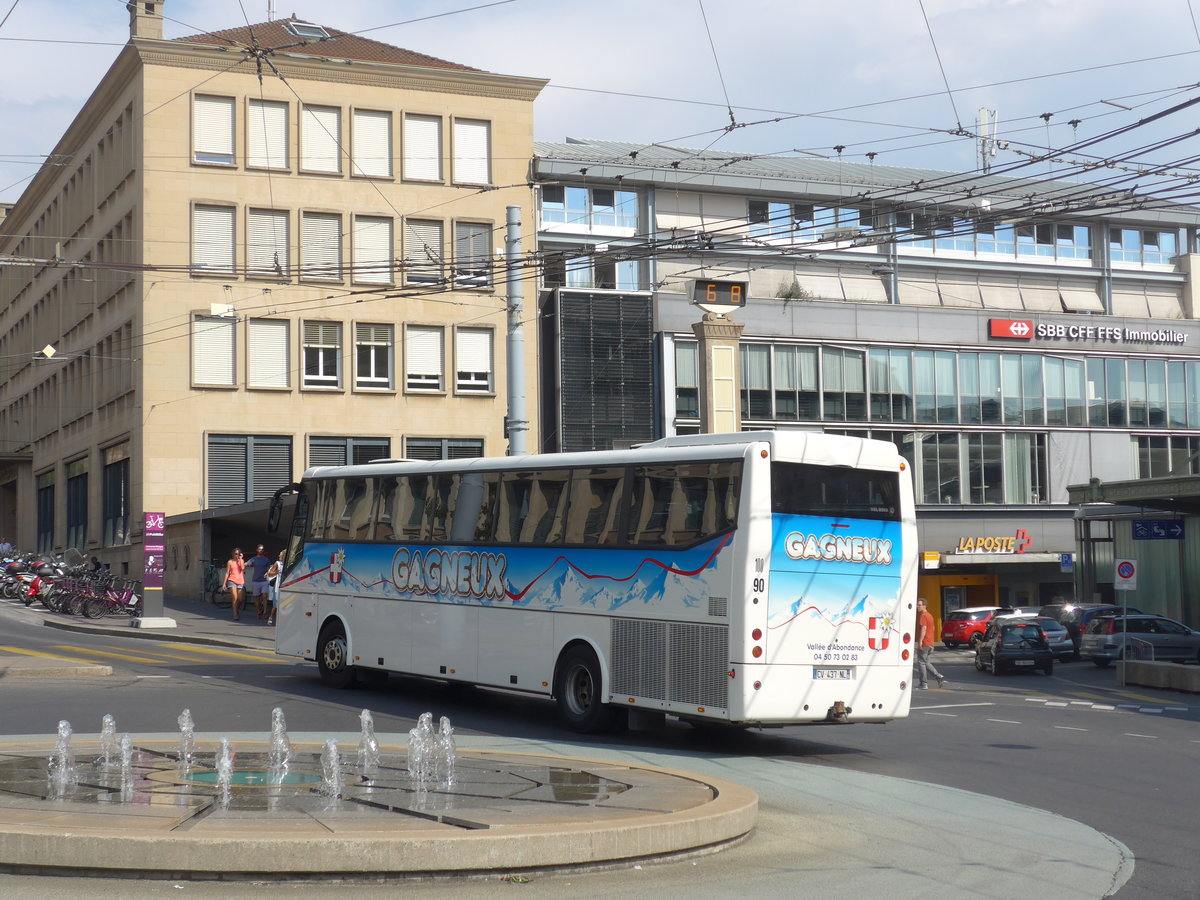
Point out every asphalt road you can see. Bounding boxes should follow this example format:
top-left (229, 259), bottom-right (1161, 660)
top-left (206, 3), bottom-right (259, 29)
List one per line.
top-left (0, 609), bottom-right (1195, 898)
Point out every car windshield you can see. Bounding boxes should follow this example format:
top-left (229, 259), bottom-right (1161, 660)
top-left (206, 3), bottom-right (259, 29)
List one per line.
top-left (1034, 618), bottom-right (1067, 634)
top-left (999, 624), bottom-right (1045, 646)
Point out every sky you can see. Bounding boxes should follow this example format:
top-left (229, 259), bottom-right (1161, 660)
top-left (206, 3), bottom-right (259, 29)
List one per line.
top-left (2, 0), bottom-right (1200, 204)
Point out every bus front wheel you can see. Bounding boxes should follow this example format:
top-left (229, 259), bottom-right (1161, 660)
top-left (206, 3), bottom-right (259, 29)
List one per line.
top-left (317, 622), bottom-right (358, 689)
top-left (555, 645), bottom-right (615, 734)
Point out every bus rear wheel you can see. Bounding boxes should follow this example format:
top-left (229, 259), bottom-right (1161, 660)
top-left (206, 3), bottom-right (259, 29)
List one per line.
top-left (317, 622), bottom-right (358, 689)
top-left (555, 645), bottom-right (615, 734)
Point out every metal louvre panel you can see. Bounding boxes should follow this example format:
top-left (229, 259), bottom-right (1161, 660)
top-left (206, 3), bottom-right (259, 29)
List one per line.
top-left (353, 109), bottom-right (392, 177)
top-left (611, 619), bottom-right (667, 700)
top-left (192, 205), bottom-right (235, 271)
top-left (403, 114), bottom-right (441, 181)
top-left (356, 323), bottom-right (392, 344)
top-left (708, 595), bottom-right (728, 618)
top-left (445, 440), bottom-right (484, 459)
top-left (247, 99), bottom-right (287, 169)
top-left (192, 316), bottom-right (235, 386)
top-left (193, 95), bottom-right (233, 162)
top-left (301, 105), bottom-right (340, 173)
top-left (353, 216), bottom-right (393, 283)
top-left (668, 622), bottom-right (728, 708)
top-left (301, 212), bottom-right (341, 280)
top-left (250, 438), bottom-right (292, 501)
top-left (351, 439), bottom-right (390, 465)
top-left (247, 208), bottom-right (288, 276)
top-left (452, 119), bottom-right (490, 184)
top-left (308, 438), bottom-right (348, 467)
top-left (206, 437), bottom-right (247, 507)
top-left (247, 319), bottom-right (289, 387)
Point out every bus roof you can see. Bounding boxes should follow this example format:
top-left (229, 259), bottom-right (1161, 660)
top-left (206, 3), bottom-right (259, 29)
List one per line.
top-left (301, 431), bottom-right (902, 482)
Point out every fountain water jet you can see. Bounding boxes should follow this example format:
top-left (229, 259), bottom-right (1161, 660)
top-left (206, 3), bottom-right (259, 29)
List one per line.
top-left (319, 739), bottom-right (343, 801)
top-left (177, 709), bottom-right (195, 770)
top-left (47, 720), bottom-right (75, 799)
top-left (99, 714), bottom-right (118, 768)
top-left (406, 713), bottom-right (434, 791)
top-left (216, 738), bottom-right (233, 809)
top-left (435, 716), bottom-right (456, 789)
top-left (119, 734), bottom-right (134, 799)
top-left (357, 709), bottom-right (379, 775)
top-left (268, 707), bottom-right (292, 778)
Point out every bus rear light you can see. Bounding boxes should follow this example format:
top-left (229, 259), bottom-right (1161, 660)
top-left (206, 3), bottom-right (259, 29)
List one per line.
top-left (899, 461), bottom-right (907, 471)
top-left (752, 646), bottom-right (763, 658)
top-left (760, 450), bottom-right (768, 458)
top-left (751, 628), bottom-right (762, 640)
top-left (901, 649), bottom-right (910, 660)
top-left (542, 681), bottom-right (548, 687)
top-left (628, 698), bottom-right (636, 703)
top-left (753, 680), bottom-right (761, 690)
top-left (697, 707), bottom-right (706, 713)
top-left (903, 633), bottom-right (911, 644)
top-left (728, 669), bottom-right (736, 678)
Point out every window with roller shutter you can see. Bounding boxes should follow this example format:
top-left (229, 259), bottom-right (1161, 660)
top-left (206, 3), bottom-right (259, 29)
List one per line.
top-left (301, 105), bottom-right (341, 173)
top-left (192, 205), bottom-right (235, 273)
top-left (404, 219), bottom-right (443, 284)
top-left (206, 435), bottom-right (292, 507)
top-left (301, 212), bottom-right (341, 281)
top-left (452, 119), bottom-right (490, 185)
top-left (247, 319), bottom-right (289, 388)
top-left (309, 436), bottom-right (391, 467)
top-left (403, 114), bottom-right (441, 181)
top-left (193, 95), bottom-right (234, 165)
top-left (405, 325), bottom-right (443, 392)
top-left (352, 109), bottom-right (392, 178)
top-left (192, 314), bottom-right (236, 386)
top-left (247, 99), bottom-right (288, 169)
top-left (455, 327), bottom-right (492, 393)
top-left (246, 209), bottom-right (289, 278)
top-left (352, 216), bottom-right (393, 284)
top-left (454, 221), bottom-right (490, 287)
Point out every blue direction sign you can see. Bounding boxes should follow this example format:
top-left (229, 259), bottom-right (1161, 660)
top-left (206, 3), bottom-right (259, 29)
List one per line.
top-left (1132, 519), bottom-right (1185, 540)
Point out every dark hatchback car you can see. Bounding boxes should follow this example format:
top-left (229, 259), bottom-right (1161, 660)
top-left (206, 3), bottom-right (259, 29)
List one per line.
top-left (974, 621), bottom-right (1055, 676)
top-left (1038, 603), bottom-right (1144, 657)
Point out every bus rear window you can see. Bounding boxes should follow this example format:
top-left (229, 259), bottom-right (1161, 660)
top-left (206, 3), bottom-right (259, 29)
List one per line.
top-left (771, 462), bottom-right (900, 521)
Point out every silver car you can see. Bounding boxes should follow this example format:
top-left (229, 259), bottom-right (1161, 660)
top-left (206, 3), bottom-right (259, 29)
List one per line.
top-left (1080, 614), bottom-right (1200, 666)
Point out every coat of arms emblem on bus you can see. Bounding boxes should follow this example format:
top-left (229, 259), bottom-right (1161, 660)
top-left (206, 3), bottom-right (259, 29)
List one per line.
top-left (329, 548), bottom-right (345, 584)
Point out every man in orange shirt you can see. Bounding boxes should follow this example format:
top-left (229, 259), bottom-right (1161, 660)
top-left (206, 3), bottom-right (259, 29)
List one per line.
top-left (915, 597), bottom-right (946, 690)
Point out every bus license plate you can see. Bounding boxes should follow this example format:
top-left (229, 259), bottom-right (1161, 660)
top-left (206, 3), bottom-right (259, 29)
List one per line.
top-left (814, 667), bottom-right (853, 680)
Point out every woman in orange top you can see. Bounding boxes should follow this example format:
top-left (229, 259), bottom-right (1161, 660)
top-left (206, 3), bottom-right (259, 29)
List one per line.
top-left (224, 548), bottom-right (246, 621)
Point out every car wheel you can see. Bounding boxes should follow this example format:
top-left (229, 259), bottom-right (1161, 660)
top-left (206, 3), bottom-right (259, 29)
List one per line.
top-left (1093, 657), bottom-right (1111, 668)
top-left (992, 660), bottom-right (1004, 676)
top-left (1041, 660), bottom-right (1054, 676)
top-left (316, 621), bottom-right (358, 689)
top-left (555, 644), bottom-right (617, 734)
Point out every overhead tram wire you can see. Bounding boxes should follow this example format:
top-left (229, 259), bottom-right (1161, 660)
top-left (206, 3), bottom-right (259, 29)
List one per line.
top-left (918, 0), bottom-right (963, 131)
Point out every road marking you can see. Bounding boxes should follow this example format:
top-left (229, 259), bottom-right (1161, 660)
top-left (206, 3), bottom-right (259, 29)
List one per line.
top-left (1165, 707), bottom-right (1188, 712)
top-left (159, 643), bottom-right (287, 662)
top-left (1092, 704), bottom-right (1115, 711)
top-left (134, 675), bottom-right (171, 679)
top-left (49, 645), bottom-right (167, 665)
top-left (987, 718), bottom-right (1022, 724)
top-left (913, 702), bottom-right (994, 710)
top-left (1054, 725), bottom-right (1088, 732)
top-left (1140, 709), bottom-right (1163, 714)
top-left (923, 712), bottom-right (958, 717)
top-left (0, 646), bottom-right (102, 664)
top-left (1124, 733), bottom-right (1158, 739)
top-left (199, 675), bottom-right (234, 679)
top-left (1045, 701), bottom-right (1068, 707)
top-left (96, 644), bottom-right (227, 663)
top-left (1068, 701), bottom-right (1093, 705)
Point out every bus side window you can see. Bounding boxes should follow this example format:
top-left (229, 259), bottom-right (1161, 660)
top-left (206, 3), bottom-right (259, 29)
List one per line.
top-left (331, 478), bottom-right (368, 540)
top-left (308, 480), bottom-right (336, 540)
top-left (350, 478), bottom-right (376, 540)
top-left (451, 471), bottom-right (497, 543)
top-left (402, 476), bottom-right (427, 540)
top-left (628, 465), bottom-right (672, 545)
top-left (425, 474), bottom-right (459, 542)
top-left (564, 467), bottom-right (625, 545)
top-left (371, 476), bottom-right (399, 541)
top-left (524, 470), bottom-right (568, 544)
top-left (495, 472), bottom-right (532, 543)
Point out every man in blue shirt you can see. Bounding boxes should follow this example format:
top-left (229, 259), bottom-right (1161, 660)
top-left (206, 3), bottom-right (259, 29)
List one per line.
top-left (246, 544), bottom-right (273, 620)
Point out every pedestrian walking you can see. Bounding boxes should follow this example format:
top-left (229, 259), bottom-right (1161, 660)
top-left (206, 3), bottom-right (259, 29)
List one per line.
top-left (915, 597), bottom-right (946, 690)
top-left (246, 544), bottom-right (273, 620)
top-left (265, 549), bottom-right (285, 626)
top-left (224, 548), bottom-right (246, 621)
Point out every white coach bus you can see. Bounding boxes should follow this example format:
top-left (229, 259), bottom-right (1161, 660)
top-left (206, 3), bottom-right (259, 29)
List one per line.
top-left (268, 431), bottom-right (918, 731)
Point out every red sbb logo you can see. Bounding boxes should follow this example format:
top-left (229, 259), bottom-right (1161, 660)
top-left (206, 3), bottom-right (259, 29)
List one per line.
top-left (990, 319), bottom-right (1034, 339)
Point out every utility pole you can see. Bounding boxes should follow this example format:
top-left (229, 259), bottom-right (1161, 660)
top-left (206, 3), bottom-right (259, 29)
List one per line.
top-left (977, 107), bottom-right (998, 174)
top-left (505, 206), bottom-right (528, 455)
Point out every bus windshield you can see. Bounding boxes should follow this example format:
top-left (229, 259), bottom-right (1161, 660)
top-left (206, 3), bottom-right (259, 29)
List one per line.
top-left (771, 461), bottom-right (900, 521)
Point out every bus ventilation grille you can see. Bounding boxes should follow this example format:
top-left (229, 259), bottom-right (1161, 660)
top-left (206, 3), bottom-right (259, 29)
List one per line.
top-left (611, 618), bottom-right (728, 709)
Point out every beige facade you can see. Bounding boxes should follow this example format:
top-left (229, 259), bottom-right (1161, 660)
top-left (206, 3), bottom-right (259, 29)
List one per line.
top-left (0, 5), bottom-right (545, 597)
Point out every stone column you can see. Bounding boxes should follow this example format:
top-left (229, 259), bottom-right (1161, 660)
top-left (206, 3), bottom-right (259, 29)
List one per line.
top-left (691, 312), bottom-right (744, 434)
top-left (1178, 254), bottom-right (1200, 319)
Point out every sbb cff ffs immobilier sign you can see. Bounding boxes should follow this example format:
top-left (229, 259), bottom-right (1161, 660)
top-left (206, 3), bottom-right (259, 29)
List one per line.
top-left (990, 319), bottom-right (1034, 340)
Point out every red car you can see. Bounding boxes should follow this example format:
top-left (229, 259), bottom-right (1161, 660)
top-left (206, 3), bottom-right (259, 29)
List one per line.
top-left (942, 607), bottom-right (1016, 648)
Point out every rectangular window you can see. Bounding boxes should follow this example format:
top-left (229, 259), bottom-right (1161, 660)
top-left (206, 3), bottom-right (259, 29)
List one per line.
top-left (66, 460), bottom-right (87, 551)
top-left (355, 323), bottom-right (393, 390)
top-left (102, 444), bottom-right (130, 546)
top-left (302, 321), bottom-right (342, 388)
top-left (403, 114), bottom-right (442, 181)
top-left (246, 208), bottom-right (289, 278)
top-left (741, 344), bottom-right (771, 419)
top-left (452, 118), bottom-right (490, 184)
top-left (352, 109), bottom-right (392, 178)
top-left (192, 205), bottom-right (235, 272)
top-left (454, 221), bottom-right (491, 287)
top-left (404, 219), bottom-right (444, 284)
top-left (36, 472), bottom-right (54, 555)
top-left (405, 325), bottom-right (444, 391)
top-left (301, 212), bottom-right (341, 280)
top-left (247, 99), bottom-right (288, 169)
top-left (352, 215), bottom-right (393, 284)
top-left (300, 104), bottom-right (341, 173)
top-left (192, 314), bottom-right (236, 386)
top-left (455, 327), bottom-right (493, 393)
top-left (206, 435), bottom-right (292, 507)
top-left (193, 95), bottom-right (234, 165)
top-left (309, 436), bottom-right (391, 467)
top-left (676, 341), bottom-right (699, 418)
top-left (247, 318), bottom-right (290, 388)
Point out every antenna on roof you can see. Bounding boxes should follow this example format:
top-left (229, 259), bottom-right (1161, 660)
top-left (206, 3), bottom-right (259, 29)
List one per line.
top-left (267, 0), bottom-right (275, 21)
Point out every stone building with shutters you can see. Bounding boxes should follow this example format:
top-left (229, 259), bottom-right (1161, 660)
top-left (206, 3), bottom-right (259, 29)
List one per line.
top-left (531, 139), bottom-right (1200, 624)
top-left (0, 1), bottom-right (545, 596)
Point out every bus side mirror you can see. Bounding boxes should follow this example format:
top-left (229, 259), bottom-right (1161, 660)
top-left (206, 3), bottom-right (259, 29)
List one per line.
top-left (266, 483), bottom-right (299, 534)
